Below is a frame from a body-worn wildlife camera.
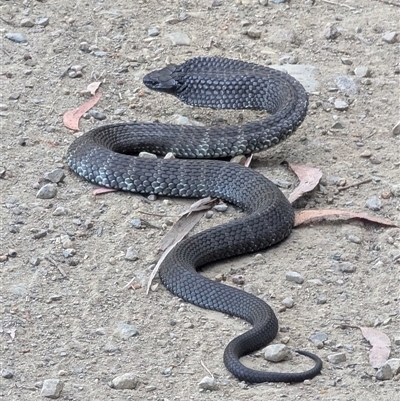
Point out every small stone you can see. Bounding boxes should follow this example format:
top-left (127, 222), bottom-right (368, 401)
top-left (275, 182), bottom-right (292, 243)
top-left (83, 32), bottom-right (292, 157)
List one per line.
top-left (114, 322), bottom-right (138, 340)
top-left (95, 327), bottom-right (106, 335)
top-left (341, 57), bottom-right (353, 65)
top-left (5, 32), bottom-right (27, 43)
top-left (9, 93), bottom-right (21, 100)
top-left (334, 76), bottom-right (358, 95)
top-left (130, 219), bottom-right (142, 228)
top-left (36, 184), bottom-right (57, 199)
top-left (40, 379), bottom-right (64, 399)
top-left (21, 18), bottom-right (34, 27)
top-left (347, 235), bottom-right (361, 244)
top-left (382, 32), bottom-right (398, 44)
top-left (30, 257), bottom-right (40, 266)
top-left (391, 184), bottom-right (400, 197)
top-left (286, 271), bottom-right (304, 284)
top-left (264, 344), bottom-right (292, 362)
top-left (392, 121), bottom-right (400, 136)
top-left (281, 297), bottom-right (294, 308)
top-left (246, 26), bottom-right (262, 39)
top-left (310, 332), bottom-right (328, 345)
top-left (324, 23), bottom-right (340, 40)
top-left (165, 32), bottom-right (190, 46)
top-left (43, 168), bottom-right (65, 183)
top-left (89, 109), bottom-right (106, 120)
top-left (331, 121), bottom-right (345, 129)
top-left (214, 204), bottom-right (228, 212)
top-left (111, 372), bottom-right (139, 389)
top-left (125, 247), bottom-right (138, 261)
top-left (376, 363), bottom-right (394, 380)
top-left (198, 376), bottom-right (217, 391)
top-left (232, 274), bottom-right (245, 285)
top-left (1, 369), bottom-right (13, 379)
top-left (386, 358), bottom-right (400, 375)
top-left (360, 150), bottom-right (372, 158)
top-left (148, 27), bottom-right (160, 37)
top-left (327, 352), bottom-right (346, 364)
top-left (279, 54), bottom-right (298, 65)
top-left (139, 151), bottom-right (157, 159)
top-left (308, 279), bottom-right (323, 286)
top-left (36, 17), bottom-right (50, 27)
top-left (334, 100), bottom-right (349, 111)
top-left (366, 196), bottom-right (381, 211)
top-left (230, 155), bottom-right (246, 165)
top-left (259, 0), bottom-right (269, 5)
top-left (63, 249), bottom-right (76, 258)
top-left (354, 66), bottom-right (371, 78)
top-left (165, 16), bottom-right (180, 25)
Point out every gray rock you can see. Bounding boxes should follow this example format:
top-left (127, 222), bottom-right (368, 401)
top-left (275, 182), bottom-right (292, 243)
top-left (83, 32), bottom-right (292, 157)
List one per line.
top-left (271, 64), bottom-right (319, 93)
top-left (5, 32), bottom-right (27, 43)
top-left (310, 332), bottom-right (328, 344)
top-left (111, 372), bottom-right (139, 389)
top-left (139, 151), bottom-right (157, 159)
top-left (44, 168), bottom-right (65, 183)
top-left (391, 184), bottom-right (400, 197)
top-left (89, 109), bottom-right (106, 120)
top-left (246, 26), bottom-right (262, 39)
top-left (198, 376), bottom-right (217, 391)
top-left (172, 114), bottom-right (204, 126)
top-left (382, 32), bottom-right (398, 44)
top-left (40, 379), bottom-right (64, 398)
top-left (214, 204), bottom-right (228, 212)
top-left (327, 352), bottom-right (346, 364)
top-left (230, 155), bottom-right (246, 165)
top-left (334, 99), bottom-right (349, 111)
top-left (271, 0), bottom-right (287, 3)
top-left (334, 76), bottom-right (358, 95)
top-left (286, 271), bottom-right (304, 284)
top-left (36, 184), bottom-right (57, 199)
top-left (21, 18), bottom-right (34, 27)
top-left (366, 195), bottom-right (382, 211)
top-left (148, 27), bottom-right (160, 37)
top-left (1, 369), bottom-right (13, 379)
top-left (130, 218), bottom-right (142, 228)
top-left (125, 247), bottom-right (138, 261)
top-left (339, 262), bottom-right (356, 273)
top-left (165, 32), bottom-right (191, 46)
top-left (386, 358), bottom-right (400, 375)
top-left (376, 363), bottom-right (394, 380)
top-left (114, 322), bottom-right (138, 340)
top-left (324, 23), bottom-right (340, 40)
top-left (93, 51), bottom-right (108, 57)
top-left (281, 297), bottom-right (294, 308)
top-left (9, 283), bottom-right (27, 296)
top-left (347, 234), bottom-right (361, 244)
top-left (392, 121), bottom-right (400, 136)
top-left (36, 17), bottom-right (50, 27)
top-left (95, 327), bottom-right (106, 335)
top-left (354, 66), bottom-right (371, 78)
top-left (264, 344), bottom-right (292, 362)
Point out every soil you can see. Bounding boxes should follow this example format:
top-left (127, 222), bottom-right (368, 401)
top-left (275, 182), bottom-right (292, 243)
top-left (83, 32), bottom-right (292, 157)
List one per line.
top-left (1, 0), bottom-right (399, 400)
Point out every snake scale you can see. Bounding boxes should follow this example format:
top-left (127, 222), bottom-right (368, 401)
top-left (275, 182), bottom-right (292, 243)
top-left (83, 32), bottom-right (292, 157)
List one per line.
top-left (67, 57), bottom-right (323, 383)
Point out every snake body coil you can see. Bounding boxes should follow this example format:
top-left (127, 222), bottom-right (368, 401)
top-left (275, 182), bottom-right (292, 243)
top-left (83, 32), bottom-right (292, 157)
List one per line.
top-left (67, 57), bottom-right (323, 383)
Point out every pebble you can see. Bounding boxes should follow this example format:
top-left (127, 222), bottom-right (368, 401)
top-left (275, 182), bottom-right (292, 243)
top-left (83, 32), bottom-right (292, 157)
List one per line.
top-left (382, 31), bottom-right (398, 44)
top-left (347, 235), bottom-right (361, 244)
top-left (327, 352), bottom-right (346, 364)
top-left (89, 109), bottom-right (107, 120)
top-left (30, 257), bottom-right (40, 266)
top-left (279, 54), bottom-right (298, 65)
top-left (40, 379), bottom-right (64, 398)
top-left (271, 64), bottom-right (319, 93)
top-left (365, 195), bottom-right (382, 211)
top-left (165, 32), bottom-right (191, 46)
top-left (36, 17), bottom-right (50, 27)
top-left (139, 151), bottom-right (157, 159)
top-left (198, 376), bottom-right (217, 391)
top-left (281, 297), bottom-right (294, 308)
top-left (21, 18), bottom-right (34, 27)
top-left (130, 219), bottom-right (142, 228)
top-left (360, 149), bottom-right (372, 158)
top-left (1, 369), bottom-right (13, 379)
top-left (285, 271), bottom-right (304, 284)
top-left (334, 99), bottom-right (349, 111)
top-left (376, 363), bottom-right (394, 380)
top-left (264, 344), bottom-right (292, 362)
top-left (230, 155), bottom-right (246, 165)
top-left (63, 249), bottom-right (76, 258)
top-left (391, 184), bottom-right (400, 197)
top-left (324, 23), bottom-right (340, 40)
top-left (214, 204), bottom-right (228, 212)
top-left (270, 0), bottom-right (287, 3)
top-left (308, 279), bottom-right (323, 286)
top-left (392, 121), bottom-right (400, 136)
top-left (339, 262), bottom-right (356, 273)
top-left (93, 51), bottom-right (108, 57)
top-left (44, 168), bottom-right (65, 184)
top-left (148, 27), bottom-right (160, 37)
top-left (5, 32), bottom-right (27, 43)
top-left (386, 358), bottom-right (400, 374)
top-left (246, 26), bottom-right (262, 39)
top-left (354, 66), bottom-right (371, 78)
top-left (125, 247), bottom-right (138, 261)
top-left (36, 184), bottom-right (57, 199)
top-left (111, 372), bottom-right (139, 389)
top-left (232, 274), bottom-right (245, 285)
top-left (310, 332), bottom-right (328, 346)
top-left (114, 322), bottom-right (138, 340)
top-left (334, 76), bottom-right (358, 95)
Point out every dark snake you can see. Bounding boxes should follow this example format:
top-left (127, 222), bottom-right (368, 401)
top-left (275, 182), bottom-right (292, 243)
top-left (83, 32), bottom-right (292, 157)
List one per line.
top-left (66, 57), bottom-right (323, 383)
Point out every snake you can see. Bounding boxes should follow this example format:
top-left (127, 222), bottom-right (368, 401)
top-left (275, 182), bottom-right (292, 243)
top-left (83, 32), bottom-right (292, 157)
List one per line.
top-left (66, 56), bottom-right (323, 383)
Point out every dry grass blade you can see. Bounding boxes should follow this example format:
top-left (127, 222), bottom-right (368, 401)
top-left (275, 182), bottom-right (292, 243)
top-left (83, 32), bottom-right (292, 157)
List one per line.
top-left (294, 209), bottom-right (399, 228)
top-left (287, 163), bottom-right (322, 204)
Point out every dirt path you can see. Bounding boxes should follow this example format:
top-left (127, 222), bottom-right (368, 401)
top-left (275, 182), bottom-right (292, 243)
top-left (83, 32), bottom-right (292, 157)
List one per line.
top-left (1, 1), bottom-right (399, 400)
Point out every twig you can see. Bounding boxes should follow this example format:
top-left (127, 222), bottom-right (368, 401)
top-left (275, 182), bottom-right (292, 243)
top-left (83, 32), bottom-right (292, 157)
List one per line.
top-left (374, 0), bottom-right (400, 6)
top-left (321, 0), bottom-right (357, 10)
top-left (45, 254), bottom-right (67, 277)
top-left (338, 178), bottom-right (372, 191)
top-left (200, 360), bottom-right (214, 378)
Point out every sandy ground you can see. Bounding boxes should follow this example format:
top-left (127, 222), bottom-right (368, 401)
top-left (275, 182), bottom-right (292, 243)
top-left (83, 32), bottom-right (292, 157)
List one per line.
top-left (1, 0), bottom-right (399, 400)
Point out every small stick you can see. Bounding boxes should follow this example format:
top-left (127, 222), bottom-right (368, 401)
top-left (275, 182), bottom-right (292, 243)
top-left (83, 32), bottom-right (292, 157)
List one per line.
top-left (200, 360), bottom-right (214, 378)
top-left (374, 0), bottom-right (400, 6)
top-left (338, 178), bottom-right (372, 191)
top-left (45, 254), bottom-right (67, 277)
top-left (321, 0), bottom-right (356, 10)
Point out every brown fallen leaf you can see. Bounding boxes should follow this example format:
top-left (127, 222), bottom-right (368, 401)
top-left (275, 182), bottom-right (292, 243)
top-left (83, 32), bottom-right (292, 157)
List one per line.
top-left (294, 209), bottom-right (399, 228)
top-left (360, 327), bottom-right (391, 368)
top-left (287, 163), bottom-right (323, 204)
top-left (87, 81), bottom-right (102, 96)
top-left (63, 90), bottom-right (102, 131)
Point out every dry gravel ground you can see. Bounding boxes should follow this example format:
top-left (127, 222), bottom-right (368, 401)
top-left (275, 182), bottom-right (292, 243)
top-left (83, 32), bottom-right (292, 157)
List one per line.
top-left (1, 0), bottom-right (400, 400)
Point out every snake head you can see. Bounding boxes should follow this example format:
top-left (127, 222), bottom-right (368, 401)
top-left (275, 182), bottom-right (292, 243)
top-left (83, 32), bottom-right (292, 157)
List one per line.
top-left (143, 64), bottom-right (180, 94)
